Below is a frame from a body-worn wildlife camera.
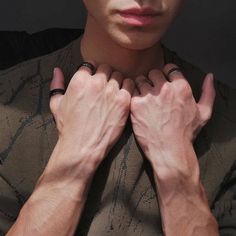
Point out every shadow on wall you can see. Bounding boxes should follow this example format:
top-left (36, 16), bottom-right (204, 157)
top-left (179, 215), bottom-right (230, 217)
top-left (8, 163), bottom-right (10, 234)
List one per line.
top-left (163, 0), bottom-right (236, 88)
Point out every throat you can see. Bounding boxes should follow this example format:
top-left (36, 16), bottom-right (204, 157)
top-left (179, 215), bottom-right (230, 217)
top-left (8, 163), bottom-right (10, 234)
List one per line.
top-left (77, 18), bottom-right (165, 79)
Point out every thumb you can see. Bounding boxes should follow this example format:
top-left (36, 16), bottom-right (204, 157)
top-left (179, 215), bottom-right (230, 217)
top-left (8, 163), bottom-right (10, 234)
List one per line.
top-left (49, 67), bottom-right (65, 115)
top-left (198, 73), bottom-right (216, 122)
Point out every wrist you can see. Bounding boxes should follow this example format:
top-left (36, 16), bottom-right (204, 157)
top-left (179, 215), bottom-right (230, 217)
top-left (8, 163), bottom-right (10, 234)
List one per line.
top-left (147, 136), bottom-right (193, 161)
top-left (32, 170), bottom-right (92, 205)
top-left (44, 137), bottom-right (103, 184)
top-left (149, 141), bottom-right (199, 179)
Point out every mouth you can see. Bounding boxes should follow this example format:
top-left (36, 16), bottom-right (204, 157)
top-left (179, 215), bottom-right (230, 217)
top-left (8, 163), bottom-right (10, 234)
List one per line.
top-left (118, 8), bottom-right (160, 26)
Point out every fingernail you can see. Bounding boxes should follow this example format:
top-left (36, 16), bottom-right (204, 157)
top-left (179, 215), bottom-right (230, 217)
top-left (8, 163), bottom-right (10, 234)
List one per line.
top-left (208, 73), bottom-right (214, 80)
top-left (53, 68), bottom-right (58, 77)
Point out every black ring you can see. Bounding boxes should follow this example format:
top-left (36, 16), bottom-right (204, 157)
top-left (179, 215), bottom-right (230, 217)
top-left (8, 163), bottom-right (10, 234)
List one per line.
top-left (167, 67), bottom-right (182, 77)
top-left (77, 62), bottom-right (96, 75)
top-left (49, 88), bottom-right (65, 98)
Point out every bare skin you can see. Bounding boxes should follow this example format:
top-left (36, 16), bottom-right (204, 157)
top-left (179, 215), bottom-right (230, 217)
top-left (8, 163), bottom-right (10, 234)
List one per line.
top-left (7, 65), bottom-right (135, 235)
top-left (6, 64), bottom-right (219, 236)
top-left (7, 0), bottom-right (220, 235)
top-left (131, 64), bottom-right (219, 235)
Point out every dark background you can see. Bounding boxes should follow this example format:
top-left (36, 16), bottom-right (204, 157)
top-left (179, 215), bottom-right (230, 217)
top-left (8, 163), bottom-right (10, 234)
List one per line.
top-left (0, 0), bottom-right (235, 87)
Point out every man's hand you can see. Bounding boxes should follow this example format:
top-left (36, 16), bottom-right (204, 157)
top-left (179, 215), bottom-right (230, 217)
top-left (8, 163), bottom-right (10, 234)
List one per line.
top-left (130, 64), bottom-right (219, 236)
top-left (7, 63), bottom-right (135, 236)
top-left (50, 64), bottom-right (135, 172)
top-left (130, 63), bottom-right (215, 171)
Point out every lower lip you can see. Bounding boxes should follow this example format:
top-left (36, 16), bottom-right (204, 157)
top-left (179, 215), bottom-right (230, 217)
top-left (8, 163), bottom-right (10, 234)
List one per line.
top-left (119, 13), bottom-right (157, 26)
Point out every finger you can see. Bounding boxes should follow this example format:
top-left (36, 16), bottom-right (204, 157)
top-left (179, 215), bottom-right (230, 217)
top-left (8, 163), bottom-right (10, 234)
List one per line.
top-left (50, 67), bottom-right (65, 90)
top-left (75, 60), bottom-right (97, 78)
top-left (108, 71), bottom-right (124, 89)
top-left (132, 87), bottom-right (139, 97)
top-left (163, 63), bottom-right (185, 82)
top-left (121, 78), bottom-right (135, 95)
top-left (148, 69), bottom-right (167, 89)
top-left (49, 67), bottom-right (65, 113)
top-left (198, 73), bottom-right (216, 121)
top-left (94, 64), bottom-right (113, 84)
top-left (135, 75), bottom-right (153, 95)
top-left (130, 88), bottom-right (140, 113)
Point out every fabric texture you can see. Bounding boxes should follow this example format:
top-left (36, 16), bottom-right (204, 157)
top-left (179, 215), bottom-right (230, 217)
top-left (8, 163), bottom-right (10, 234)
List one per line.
top-left (0, 28), bottom-right (83, 70)
top-left (0, 30), bottom-right (235, 236)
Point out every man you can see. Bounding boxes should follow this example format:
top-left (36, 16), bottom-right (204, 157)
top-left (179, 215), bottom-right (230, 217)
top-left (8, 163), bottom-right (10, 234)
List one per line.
top-left (0, 0), bottom-right (235, 235)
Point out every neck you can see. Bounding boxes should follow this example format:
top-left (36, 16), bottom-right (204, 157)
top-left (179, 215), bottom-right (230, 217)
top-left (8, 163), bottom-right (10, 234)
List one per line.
top-left (79, 16), bottom-right (165, 79)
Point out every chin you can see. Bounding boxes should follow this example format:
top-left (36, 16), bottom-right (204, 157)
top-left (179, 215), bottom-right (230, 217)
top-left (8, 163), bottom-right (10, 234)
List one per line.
top-left (108, 27), bottom-right (161, 50)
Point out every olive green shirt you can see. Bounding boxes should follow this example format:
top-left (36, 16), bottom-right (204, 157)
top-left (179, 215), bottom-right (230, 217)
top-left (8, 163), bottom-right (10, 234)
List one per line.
top-left (0, 34), bottom-right (236, 235)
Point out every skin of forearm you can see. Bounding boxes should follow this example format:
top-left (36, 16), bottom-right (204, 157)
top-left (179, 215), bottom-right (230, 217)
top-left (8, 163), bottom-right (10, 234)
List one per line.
top-left (6, 138), bottom-right (100, 236)
top-left (156, 183), bottom-right (219, 236)
top-left (149, 143), bottom-right (219, 236)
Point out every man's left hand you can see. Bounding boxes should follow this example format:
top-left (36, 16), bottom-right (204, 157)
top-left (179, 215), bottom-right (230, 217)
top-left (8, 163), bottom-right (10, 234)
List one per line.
top-left (130, 63), bottom-right (215, 182)
top-left (130, 63), bottom-right (219, 236)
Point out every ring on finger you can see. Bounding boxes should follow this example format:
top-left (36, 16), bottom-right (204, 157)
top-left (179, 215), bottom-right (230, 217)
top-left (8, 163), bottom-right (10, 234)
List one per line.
top-left (77, 62), bottom-right (96, 75)
top-left (167, 67), bottom-right (182, 77)
top-left (49, 88), bottom-right (65, 98)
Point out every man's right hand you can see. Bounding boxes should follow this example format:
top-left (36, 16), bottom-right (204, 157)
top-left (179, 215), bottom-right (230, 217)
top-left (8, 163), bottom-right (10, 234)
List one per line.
top-left (6, 64), bottom-right (135, 236)
top-left (49, 63), bottom-right (135, 170)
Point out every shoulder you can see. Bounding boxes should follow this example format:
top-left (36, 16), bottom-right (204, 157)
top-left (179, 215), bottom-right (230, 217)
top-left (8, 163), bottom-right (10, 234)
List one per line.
top-left (0, 36), bottom-right (82, 110)
top-left (0, 40), bottom-right (74, 79)
top-left (0, 28), bottom-right (84, 70)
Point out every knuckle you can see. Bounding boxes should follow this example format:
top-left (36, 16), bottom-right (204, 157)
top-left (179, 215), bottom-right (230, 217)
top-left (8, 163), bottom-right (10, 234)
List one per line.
top-left (149, 69), bottom-right (161, 77)
top-left (92, 79), bottom-right (104, 91)
top-left (124, 77), bottom-right (133, 84)
top-left (160, 83), bottom-right (173, 100)
top-left (205, 111), bottom-right (212, 120)
top-left (135, 75), bottom-right (146, 82)
top-left (88, 75), bottom-right (105, 90)
top-left (164, 63), bottom-right (177, 72)
top-left (73, 70), bottom-right (89, 80)
top-left (145, 93), bottom-right (153, 101)
top-left (105, 84), bottom-right (115, 95)
top-left (49, 99), bottom-right (57, 114)
top-left (131, 97), bottom-right (145, 110)
top-left (69, 77), bottom-right (84, 92)
top-left (175, 80), bottom-right (192, 95)
top-left (72, 71), bottom-right (80, 79)
top-left (202, 109), bottom-right (213, 122)
top-left (161, 82), bottom-right (171, 93)
top-left (123, 78), bottom-right (135, 88)
top-left (135, 76), bottom-right (147, 87)
top-left (116, 91), bottom-right (130, 105)
top-left (112, 71), bottom-right (123, 78)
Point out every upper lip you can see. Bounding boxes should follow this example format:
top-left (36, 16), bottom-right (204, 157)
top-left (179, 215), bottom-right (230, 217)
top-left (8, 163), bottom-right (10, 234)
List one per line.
top-left (119, 8), bottom-right (160, 16)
